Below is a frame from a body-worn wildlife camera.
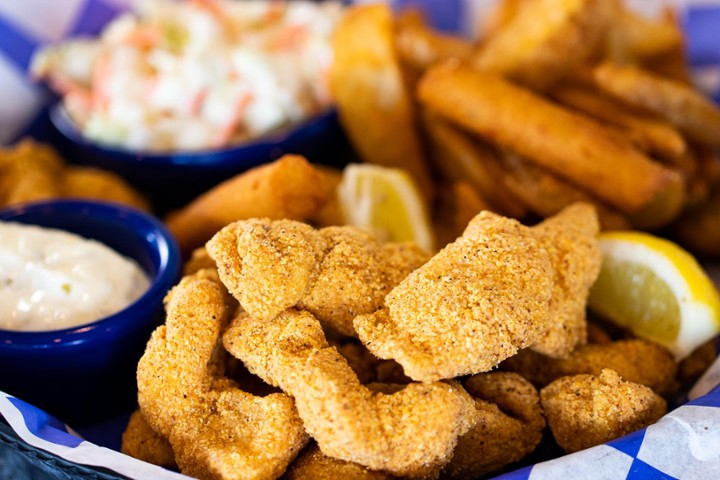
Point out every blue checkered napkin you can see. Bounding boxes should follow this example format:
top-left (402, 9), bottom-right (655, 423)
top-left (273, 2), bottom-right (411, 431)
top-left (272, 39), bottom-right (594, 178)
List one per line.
top-left (0, 392), bottom-right (190, 479)
top-left (0, 0), bottom-right (129, 145)
top-left (491, 383), bottom-right (720, 480)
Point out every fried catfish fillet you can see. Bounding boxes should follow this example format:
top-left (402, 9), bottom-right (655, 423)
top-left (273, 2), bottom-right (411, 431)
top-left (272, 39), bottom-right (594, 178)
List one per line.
top-left (137, 270), bottom-right (308, 480)
top-left (541, 369), bottom-right (667, 453)
top-left (206, 218), bottom-right (429, 337)
top-left (354, 210), bottom-right (554, 382)
top-left (282, 444), bottom-right (393, 480)
top-left (223, 309), bottom-right (478, 478)
top-left (443, 372), bottom-right (546, 479)
top-left (121, 409), bottom-right (177, 470)
top-left (528, 203), bottom-right (602, 357)
top-left (503, 338), bottom-right (678, 395)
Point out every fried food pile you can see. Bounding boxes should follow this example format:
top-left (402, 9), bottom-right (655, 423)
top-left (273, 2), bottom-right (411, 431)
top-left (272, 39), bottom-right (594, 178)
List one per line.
top-left (0, 139), bottom-right (149, 211)
top-left (123, 201), bottom-right (686, 479)
top-left (329, 0), bottom-right (720, 256)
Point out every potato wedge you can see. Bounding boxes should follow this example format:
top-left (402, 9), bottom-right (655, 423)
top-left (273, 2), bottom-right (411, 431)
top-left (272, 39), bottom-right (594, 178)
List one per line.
top-left (329, 4), bottom-right (434, 199)
top-left (593, 62), bottom-right (720, 148)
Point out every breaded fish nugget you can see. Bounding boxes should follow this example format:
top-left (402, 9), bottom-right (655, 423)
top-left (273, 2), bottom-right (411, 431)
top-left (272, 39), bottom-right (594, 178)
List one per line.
top-left (354, 211), bottom-right (554, 382)
top-left (444, 372), bottom-right (545, 479)
top-left (541, 369), bottom-right (666, 453)
top-left (62, 166), bottom-right (150, 212)
top-left (528, 203), bottom-right (602, 358)
top-left (502, 338), bottom-right (677, 395)
top-left (223, 309), bottom-right (478, 478)
top-left (282, 444), bottom-right (393, 480)
top-left (137, 271), bottom-right (308, 480)
top-left (207, 219), bottom-right (429, 337)
top-left (121, 409), bottom-right (176, 470)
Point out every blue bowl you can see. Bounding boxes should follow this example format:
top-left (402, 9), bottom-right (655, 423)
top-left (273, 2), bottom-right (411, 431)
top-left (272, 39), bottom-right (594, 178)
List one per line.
top-left (0, 200), bottom-right (181, 426)
top-left (49, 104), bottom-right (349, 210)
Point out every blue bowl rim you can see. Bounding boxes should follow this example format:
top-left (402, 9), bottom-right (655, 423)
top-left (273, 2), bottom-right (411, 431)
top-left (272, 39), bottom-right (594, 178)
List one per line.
top-left (49, 102), bottom-right (339, 165)
top-left (0, 199), bottom-right (180, 349)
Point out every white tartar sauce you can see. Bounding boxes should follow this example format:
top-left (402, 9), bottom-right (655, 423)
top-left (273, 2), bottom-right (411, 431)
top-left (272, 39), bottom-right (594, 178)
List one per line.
top-left (0, 222), bottom-right (150, 331)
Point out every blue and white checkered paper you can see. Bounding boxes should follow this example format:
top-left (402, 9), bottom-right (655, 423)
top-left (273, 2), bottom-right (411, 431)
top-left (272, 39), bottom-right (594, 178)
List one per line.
top-left (1, 1), bottom-right (720, 479)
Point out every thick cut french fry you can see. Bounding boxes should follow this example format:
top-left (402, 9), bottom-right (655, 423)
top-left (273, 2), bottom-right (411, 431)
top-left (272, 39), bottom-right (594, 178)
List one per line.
top-left (395, 9), bottom-right (473, 72)
top-left (417, 63), bottom-right (683, 217)
top-left (549, 83), bottom-right (689, 169)
top-left (329, 4), bottom-right (434, 199)
top-left (421, 111), bottom-right (528, 218)
top-left (498, 153), bottom-right (631, 230)
top-left (433, 181), bottom-right (493, 248)
top-left (471, 0), bottom-right (613, 91)
top-left (673, 189), bottom-right (720, 258)
top-left (593, 62), bottom-right (720, 148)
top-left (604, 3), bottom-right (683, 64)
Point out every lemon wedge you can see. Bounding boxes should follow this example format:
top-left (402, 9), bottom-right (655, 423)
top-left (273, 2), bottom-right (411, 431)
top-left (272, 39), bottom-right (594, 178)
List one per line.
top-left (338, 163), bottom-right (435, 252)
top-left (588, 231), bottom-right (720, 360)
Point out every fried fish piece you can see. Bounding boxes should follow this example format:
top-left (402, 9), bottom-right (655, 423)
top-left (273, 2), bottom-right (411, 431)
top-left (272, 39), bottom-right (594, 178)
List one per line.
top-left (207, 219), bottom-right (429, 337)
top-left (443, 372), bottom-right (545, 479)
top-left (166, 155), bottom-right (329, 255)
top-left (541, 369), bottom-right (666, 453)
top-left (354, 210), bottom-right (554, 382)
top-left (121, 409), bottom-right (177, 470)
top-left (502, 338), bottom-right (678, 395)
top-left (62, 166), bottom-right (150, 212)
top-left (528, 203), bottom-right (602, 358)
top-left (282, 444), bottom-right (393, 480)
top-left (137, 270), bottom-right (308, 480)
top-left (223, 309), bottom-right (477, 478)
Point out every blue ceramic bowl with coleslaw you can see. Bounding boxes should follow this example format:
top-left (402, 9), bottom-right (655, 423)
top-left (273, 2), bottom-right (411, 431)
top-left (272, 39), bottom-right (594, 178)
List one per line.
top-left (0, 200), bottom-right (180, 426)
top-left (37, 0), bottom-right (348, 210)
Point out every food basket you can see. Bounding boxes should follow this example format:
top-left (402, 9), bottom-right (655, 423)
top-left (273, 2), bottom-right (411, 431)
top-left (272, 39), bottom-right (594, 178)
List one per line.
top-left (2, 0), bottom-right (720, 479)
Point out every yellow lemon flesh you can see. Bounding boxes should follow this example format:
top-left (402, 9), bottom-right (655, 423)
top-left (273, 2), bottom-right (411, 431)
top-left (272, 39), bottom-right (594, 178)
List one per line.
top-left (588, 231), bottom-right (720, 360)
top-left (338, 163), bottom-right (435, 252)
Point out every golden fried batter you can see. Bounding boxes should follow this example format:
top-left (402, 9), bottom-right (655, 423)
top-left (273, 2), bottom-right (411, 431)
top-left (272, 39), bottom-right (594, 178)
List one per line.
top-left (166, 155), bottom-right (329, 255)
top-left (502, 338), bottom-right (677, 395)
top-left (62, 166), bottom-right (150, 211)
top-left (354, 211), bottom-right (554, 381)
top-left (207, 219), bottom-right (429, 337)
top-left (443, 372), bottom-right (545, 479)
top-left (121, 410), bottom-right (176, 470)
top-left (183, 247), bottom-right (217, 276)
top-left (137, 270), bottom-right (308, 480)
top-left (223, 309), bottom-right (478, 478)
top-left (541, 369), bottom-right (667, 453)
top-left (282, 444), bottom-right (393, 480)
top-left (528, 203), bottom-right (602, 358)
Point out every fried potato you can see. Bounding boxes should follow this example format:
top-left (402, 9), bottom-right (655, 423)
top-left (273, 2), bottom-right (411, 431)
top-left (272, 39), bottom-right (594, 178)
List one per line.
top-left (603, 3), bottom-right (684, 64)
top-left (421, 111), bottom-right (528, 218)
top-left (395, 9), bottom-right (473, 72)
top-left (549, 82), bottom-right (689, 166)
top-left (541, 369), bottom-right (667, 453)
top-left (329, 4), bottom-right (434, 199)
top-left (472, 0), bottom-right (613, 90)
top-left (165, 155), bottom-right (328, 255)
top-left (673, 188), bottom-right (720, 257)
top-left (418, 62), bottom-right (683, 217)
top-left (593, 62), bottom-right (720, 148)
top-left (497, 153), bottom-right (632, 230)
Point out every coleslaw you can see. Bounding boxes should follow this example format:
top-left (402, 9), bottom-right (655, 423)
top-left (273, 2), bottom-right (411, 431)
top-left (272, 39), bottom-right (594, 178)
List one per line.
top-left (31, 0), bottom-right (343, 152)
